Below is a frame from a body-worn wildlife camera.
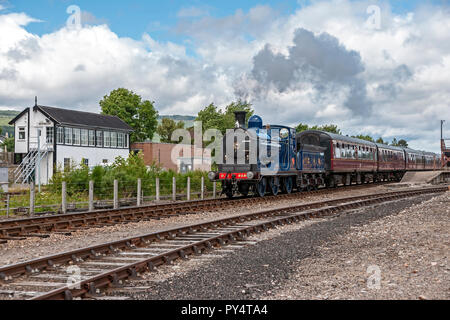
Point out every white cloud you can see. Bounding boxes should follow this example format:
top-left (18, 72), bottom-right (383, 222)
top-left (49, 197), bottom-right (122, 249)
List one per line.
top-left (0, 1), bottom-right (450, 153)
top-left (0, 12), bottom-right (233, 116)
top-left (177, 6), bottom-right (209, 18)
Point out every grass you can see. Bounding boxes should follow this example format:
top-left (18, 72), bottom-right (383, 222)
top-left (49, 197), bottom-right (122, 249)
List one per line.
top-left (0, 179), bottom-right (219, 216)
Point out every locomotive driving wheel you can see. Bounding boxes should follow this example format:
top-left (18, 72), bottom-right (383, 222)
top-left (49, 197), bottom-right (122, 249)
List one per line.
top-left (255, 177), bottom-right (267, 197)
top-left (268, 177), bottom-right (279, 196)
top-left (281, 177), bottom-right (293, 194)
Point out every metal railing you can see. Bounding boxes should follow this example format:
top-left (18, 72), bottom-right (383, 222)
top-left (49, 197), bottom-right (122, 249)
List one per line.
top-left (13, 138), bottom-right (53, 184)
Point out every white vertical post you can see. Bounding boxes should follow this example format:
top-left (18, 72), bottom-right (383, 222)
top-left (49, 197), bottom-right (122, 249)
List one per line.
top-left (156, 178), bottom-right (160, 202)
top-left (6, 194), bottom-right (10, 218)
top-left (89, 180), bottom-right (94, 212)
top-left (114, 179), bottom-right (119, 209)
top-left (213, 181), bottom-right (216, 199)
top-left (201, 177), bottom-right (204, 200)
top-left (37, 129), bottom-right (41, 194)
top-left (172, 177), bottom-right (176, 201)
top-left (30, 182), bottom-right (35, 216)
top-left (62, 181), bottom-right (67, 214)
top-left (137, 178), bottom-right (142, 206)
top-left (187, 177), bottom-right (191, 201)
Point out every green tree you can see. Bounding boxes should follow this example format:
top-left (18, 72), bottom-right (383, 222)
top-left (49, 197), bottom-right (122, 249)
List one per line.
top-left (391, 138), bottom-right (408, 147)
top-left (397, 139), bottom-right (408, 147)
top-left (391, 138), bottom-right (399, 146)
top-left (295, 123), bottom-right (309, 133)
top-left (196, 103), bottom-right (224, 133)
top-left (196, 100), bottom-right (254, 134)
top-left (376, 137), bottom-right (387, 145)
top-left (221, 100), bottom-right (254, 132)
top-left (1, 137), bottom-right (14, 152)
top-left (352, 134), bottom-right (375, 142)
top-left (100, 88), bottom-right (159, 143)
top-left (310, 124), bottom-right (342, 135)
top-left (156, 118), bottom-right (185, 143)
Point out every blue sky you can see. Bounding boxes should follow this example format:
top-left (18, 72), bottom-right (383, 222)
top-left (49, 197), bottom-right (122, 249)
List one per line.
top-left (3, 0), bottom-right (297, 40)
top-left (2, 0), bottom-right (444, 42)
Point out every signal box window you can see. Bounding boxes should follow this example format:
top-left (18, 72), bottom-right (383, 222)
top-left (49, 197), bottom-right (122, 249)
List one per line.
top-left (18, 127), bottom-right (26, 140)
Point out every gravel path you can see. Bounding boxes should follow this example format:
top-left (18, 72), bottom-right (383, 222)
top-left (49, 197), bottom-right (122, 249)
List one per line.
top-left (0, 185), bottom-right (392, 265)
top-left (105, 191), bottom-right (448, 300)
top-left (266, 192), bottom-right (449, 300)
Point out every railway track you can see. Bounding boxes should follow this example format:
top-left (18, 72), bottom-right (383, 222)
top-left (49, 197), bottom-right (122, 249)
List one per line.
top-left (0, 182), bottom-right (392, 240)
top-left (0, 186), bottom-right (446, 300)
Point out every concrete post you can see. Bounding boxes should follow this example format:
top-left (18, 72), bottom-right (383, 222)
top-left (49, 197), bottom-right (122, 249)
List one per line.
top-left (201, 177), bottom-right (204, 200)
top-left (62, 181), bottom-right (67, 214)
top-left (89, 180), bottom-right (94, 212)
top-left (172, 177), bottom-right (176, 201)
top-left (187, 177), bottom-right (191, 201)
top-left (137, 178), bottom-right (142, 206)
top-left (213, 181), bottom-right (216, 199)
top-left (114, 179), bottom-right (119, 209)
top-left (29, 182), bottom-right (35, 216)
top-left (156, 178), bottom-right (160, 202)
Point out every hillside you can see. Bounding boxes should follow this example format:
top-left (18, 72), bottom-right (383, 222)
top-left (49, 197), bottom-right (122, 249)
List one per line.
top-left (0, 110), bottom-right (19, 137)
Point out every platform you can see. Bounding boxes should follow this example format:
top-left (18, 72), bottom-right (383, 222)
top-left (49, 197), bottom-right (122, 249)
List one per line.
top-left (400, 171), bottom-right (450, 185)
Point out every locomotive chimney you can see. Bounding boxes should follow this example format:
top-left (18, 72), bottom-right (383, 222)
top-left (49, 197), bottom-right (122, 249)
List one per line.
top-left (234, 111), bottom-right (247, 128)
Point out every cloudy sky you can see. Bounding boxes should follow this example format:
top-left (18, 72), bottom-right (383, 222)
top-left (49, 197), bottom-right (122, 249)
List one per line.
top-left (0, 0), bottom-right (449, 152)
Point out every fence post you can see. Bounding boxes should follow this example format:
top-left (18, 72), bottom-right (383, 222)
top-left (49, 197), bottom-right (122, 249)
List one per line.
top-left (213, 181), bottom-right (216, 199)
top-left (172, 177), bottom-right (176, 201)
top-left (29, 182), bottom-right (35, 216)
top-left (137, 178), bottom-right (142, 207)
top-left (62, 181), bottom-right (67, 214)
top-left (156, 178), bottom-right (160, 202)
top-left (201, 177), bottom-right (204, 200)
top-left (187, 177), bottom-right (191, 201)
top-left (89, 180), bottom-right (94, 212)
top-left (6, 194), bottom-right (10, 218)
top-left (114, 179), bottom-right (119, 209)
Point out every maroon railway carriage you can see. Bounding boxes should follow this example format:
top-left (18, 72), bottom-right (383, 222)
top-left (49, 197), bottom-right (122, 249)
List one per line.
top-left (376, 144), bottom-right (406, 180)
top-left (296, 130), bottom-right (440, 187)
top-left (404, 148), bottom-right (425, 171)
top-left (296, 131), bottom-right (378, 186)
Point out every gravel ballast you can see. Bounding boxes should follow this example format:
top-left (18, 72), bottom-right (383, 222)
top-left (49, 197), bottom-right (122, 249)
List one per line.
top-left (0, 185), bottom-right (392, 265)
top-left (108, 192), bottom-right (448, 300)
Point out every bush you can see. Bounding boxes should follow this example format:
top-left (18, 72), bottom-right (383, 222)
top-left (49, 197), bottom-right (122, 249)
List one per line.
top-left (49, 152), bottom-right (213, 199)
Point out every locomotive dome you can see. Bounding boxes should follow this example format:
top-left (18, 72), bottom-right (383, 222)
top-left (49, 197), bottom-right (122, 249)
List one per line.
top-left (248, 115), bottom-right (263, 129)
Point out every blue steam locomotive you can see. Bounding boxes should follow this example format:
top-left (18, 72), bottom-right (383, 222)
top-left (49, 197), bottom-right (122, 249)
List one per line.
top-left (208, 111), bottom-right (325, 198)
